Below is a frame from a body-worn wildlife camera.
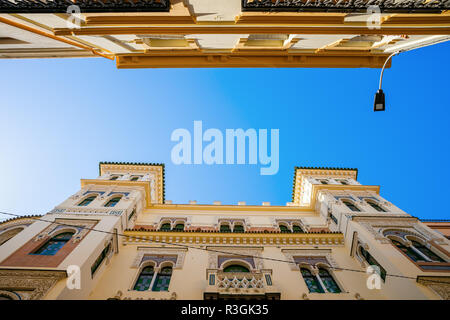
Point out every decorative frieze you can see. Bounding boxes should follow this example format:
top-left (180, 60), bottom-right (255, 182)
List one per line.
top-left (0, 269), bottom-right (66, 300)
top-left (0, 0), bottom-right (171, 13)
top-left (242, 0), bottom-right (449, 13)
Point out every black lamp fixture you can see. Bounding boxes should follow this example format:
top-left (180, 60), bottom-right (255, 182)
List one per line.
top-left (374, 51), bottom-right (400, 112)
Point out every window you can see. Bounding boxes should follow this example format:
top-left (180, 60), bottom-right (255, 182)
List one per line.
top-left (366, 201), bottom-right (386, 212)
top-left (300, 267), bottom-right (341, 294)
top-left (292, 225), bottom-right (304, 233)
top-left (109, 175), bottom-right (120, 181)
top-left (33, 232), bottom-right (74, 256)
top-left (130, 176), bottom-right (140, 181)
top-left (300, 268), bottom-right (324, 293)
top-left (223, 265), bottom-right (250, 273)
top-left (220, 224), bottom-right (231, 233)
top-left (233, 224), bottom-right (244, 233)
top-left (319, 179), bottom-right (328, 185)
top-left (152, 266), bottom-right (172, 291)
top-left (342, 200), bottom-right (360, 212)
top-left (174, 223), bottom-right (184, 231)
top-left (329, 213), bottom-right (338, 225)
top-left (104, 197), bottom-right (121, 207)
top-left (279, 225), bottom-right (291, 233)
top-left (338, 179), bottom-right (348, 185)
top-left (160, 223), bottom-right (171, 231)
top-left (128, 209), bottom-right (136, 221)
top-left (318, 268), bottom-right (341, 293)
top-left (391, 239), bottom-right (423, 261)
top-left (133, 266), bottom-right (155, 291)
top-left (78, 195), bottom-right (96, 206)
top-left (359, 246), bottom-right (387, 281)
top-left (0, 227), bottom-right (24, 246)
top-left (411, 240), bottom-right (445, 262)
top-left (91, 243), bottom-right (111, 277)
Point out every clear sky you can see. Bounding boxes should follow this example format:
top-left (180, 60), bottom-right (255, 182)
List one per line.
top-left (0, 40), bottom-right (449, 221)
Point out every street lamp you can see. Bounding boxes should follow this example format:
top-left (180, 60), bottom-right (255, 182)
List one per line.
top-left (374, 51), bottom-right (400, 112)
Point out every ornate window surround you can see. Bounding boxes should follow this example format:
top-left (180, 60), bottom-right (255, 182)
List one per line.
top-left (156, 217), bottom-right (189, 231)
top-left (130, 247), bottom-right (185, 292)
top-left (383, 229), bottom-right (449, 266)
top-left (131, 247), bottom-right (187, 270)
top-left (34, 219), bottom-right (98, 244)
top-left (272, 218), bottom-right (306, 232)
top-left (216, 218), bottom-right (249, 232)
top-left (207, 247), bottom-right (264, 271)
top-left (282, 249), bottom-right (345, 293)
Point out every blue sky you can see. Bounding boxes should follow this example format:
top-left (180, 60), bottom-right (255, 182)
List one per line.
top-left (0, 40), bottom-right (449, 220)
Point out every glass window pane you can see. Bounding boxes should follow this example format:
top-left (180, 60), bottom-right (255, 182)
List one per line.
top-left (152, 267), bottom-right (172, 292)
top-left (301, 268), bottom-right (324, 293)
top-left (318, 268), bottom-right (341, 293)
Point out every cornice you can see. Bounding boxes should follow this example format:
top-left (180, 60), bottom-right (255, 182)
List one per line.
top-left (123, 230), bottom-right (344, 247)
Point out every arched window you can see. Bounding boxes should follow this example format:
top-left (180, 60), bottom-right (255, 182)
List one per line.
top-left (300, 268), bottom-right (324, 293)
top-left (0, 227), bottom-right (24, 246)
top-left (160, 223), bottom-right (171, 231)
top-left (104, 197), bottom-right (121, 207)
top-left (223, 265), bottom-right (250, 273)
top-left (279, 225), bottom-right (291, 233)
top-left (153, 266), bottom-right (172, 292)
top-left (233, 224), bottom-right (244, 233)
top-left (342, 200), bottom-right (360, 212)
top-left (174, 223), bottom-right (184, 231)
top-left (390, 239), bottom-right (425, 262)
top-left (411, 240), bottom-right (445, 262)
top-left (292, 225), bottom-right (304, 233)
top-left (318, 268), bottom-right (341, 293)
top-left (366, 201), bottom-right (386, 212)
top-left (338, 180), bottom-right (348, 185)
top-left (109, 175), bottom-right (119, 181)
top-left (319, 179), bottom-right (328, 185)
top-left (130, 176), bottom-right (139, 181)
top-left (133, 266), bottom-right (155, 291)
top-left (33, 232), bottom-right (74, 255)
top-left (220, 224), bottom-right (231, 233)
top-left (359, 246), bottom-right (387, 281)
top-left (78, 195), bottom-right (97, 207)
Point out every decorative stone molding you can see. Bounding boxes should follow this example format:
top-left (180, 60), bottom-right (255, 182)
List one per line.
top-left (0, 217), bottom-right (36, 232)
top-left (281, 249), bottom-right (339, 271)
top-left (123, 231), bottom-right (345, 247)
top-left (354, 217), bottom-right (447, 245)
top-left (131, 247), bottom-right (187, 269)
top-left (0, 269), bottom-right (66, 300)
top-left (207, 247), bottom-right (264, 270)
top-left (34, 218), bottom-right (98, 243)
top-left (417, 276), bottom-right (450, 300)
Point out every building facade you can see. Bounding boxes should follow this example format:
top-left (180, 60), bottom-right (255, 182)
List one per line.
top-left (0, 162), bottom-right (449, 300)
top-left (1, 0), bottom-right (450, 68)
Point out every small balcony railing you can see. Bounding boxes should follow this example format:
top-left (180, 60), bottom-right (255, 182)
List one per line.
top-left (205, 269), bottom-right (279, 297)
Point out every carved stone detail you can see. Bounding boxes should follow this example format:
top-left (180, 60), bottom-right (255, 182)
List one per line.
top-left (33, 218), bottom-right (98, 243)
top-left (355, 217), bottom-right (447, 245)
top-left (281, 249), bottom-right (339, 271)
top-left (207, 247), bottom-right (264, 270)
top-left (0, 269), bottom-right (66, 300)
top-left (417, 277), bottom-right (450, 300)
top-left (131, 247), bottom-right (187, 269)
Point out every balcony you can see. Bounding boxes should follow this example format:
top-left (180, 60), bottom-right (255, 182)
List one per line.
top-left (204, 270), bottom-right (280, 300)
